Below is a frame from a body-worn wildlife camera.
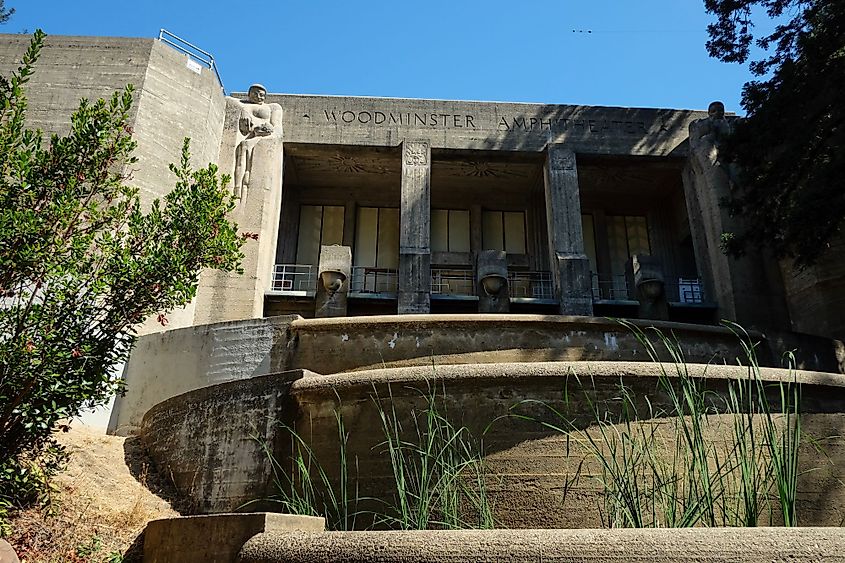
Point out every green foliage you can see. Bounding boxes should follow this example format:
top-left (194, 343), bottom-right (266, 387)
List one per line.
top-left (261, 382), bottom-right (494, 531)
top-left (0, 1), bottom-right (12, 25)
top-left (0, 30), bottom-right (245, 507)
top-left (374, 382), bottom-right (494, 530)
top-left (512, 322), bottom-right (804, 527)
top-left (704, 0), bottom-right (845, 267)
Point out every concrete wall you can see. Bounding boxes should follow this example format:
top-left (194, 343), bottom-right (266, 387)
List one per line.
top-left (0, 33), bottom-right (228, 335)
top-left (108, 316), bottom-right (298, 435)
top-left (268, 93), bottom-right (703, 156)
top-left (144, 513), bottom-right (324, 563)
top-left (141, 372), bottom-right (310, 514)
top-left (781, 236), bottom-right (845, 341)
top-left (238, 528), bottom-right (845, 562)
top-left (0, 34), bottom-right (152, 136)
top-left (111, 314), bottom-right (845, 435)
top-left (139, 362), bottom-right (845, 528)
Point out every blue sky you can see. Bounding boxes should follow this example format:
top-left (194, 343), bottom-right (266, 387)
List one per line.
top-left (8, 1), bottom-right (757, 112)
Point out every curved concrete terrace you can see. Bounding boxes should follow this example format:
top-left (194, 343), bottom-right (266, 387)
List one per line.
top-left (141, 361), bottom-right (845, 526)
top-left (237, 528), bottom-right (845, 563)
top-left (111, 314), bottom-right (845, 435)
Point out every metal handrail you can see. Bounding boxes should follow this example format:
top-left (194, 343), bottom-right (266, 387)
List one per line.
top-left (508, 271), bottom-right (553, 300)
top-left (271, 264), bottom-right (315, 294)
top-left (349, 266), bottom-right (398, 295)
top-left (431, 268), bottom-right (474, 296)
top-left (157, 29), bottom-right (225, 93)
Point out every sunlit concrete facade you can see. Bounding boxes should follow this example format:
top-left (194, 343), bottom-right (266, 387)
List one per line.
top-left (2, 32), bottom-right (843, 340)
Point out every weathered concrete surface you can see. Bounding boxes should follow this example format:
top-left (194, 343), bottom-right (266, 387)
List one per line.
top-left (780, 236), bottom-right (845, 341)
top-left (266, 93), bottom-right (705, 156)
top-left (287, 314), bottom-right (845, 375)
top-left (683, 112), bottom-right (790, 331)
top-left (0, 33), bottom-right (227, 335)
top-left (289, 361), bottom-right (845, 528)
top-left (144, 513), bottom-right (324, 563)
top-left (141, 371), bottom-right (312, 513)
top-left (112, 315), bottom-right (845, 436)
top-left (315, 245), bottom-right (352, 318)
top-left (139, 361), bottom-right (845, 525)
top-left (109, 316), bottom-right (299, 436)
top-left (239, 528), bottom-right (845, 562)
top-left (398, 141), bottom-right (432, 314)
top-left (544, 146), bottom-right (592, 315)
top-left (194, 94), bottom-right (284, 326)
top-left (476, 250), bottom-right (509, 312)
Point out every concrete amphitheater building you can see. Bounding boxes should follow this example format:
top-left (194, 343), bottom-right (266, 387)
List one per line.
top-left (4, 32), bottom-right (845, 532)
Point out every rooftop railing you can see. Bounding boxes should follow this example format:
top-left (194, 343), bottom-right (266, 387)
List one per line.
top-left (157, 28), bottom-right (225, 92)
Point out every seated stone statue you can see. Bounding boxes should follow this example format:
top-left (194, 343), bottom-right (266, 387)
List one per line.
top-left (233, 83), bottom-right (282, 197)
top-left (689, 101), bottom-right (739, 186)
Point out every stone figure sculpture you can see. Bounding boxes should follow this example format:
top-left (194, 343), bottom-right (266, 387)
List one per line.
top-left (688, 101), bottom-right (738, 185)
top-left (627, 255), bottom-right (669, 321)
top-left (233, 83), bottom-right (282, 197)
top-left (477, 250), bottom-right (510, 313)
top-left (315, 245), bottom-right (352, 318)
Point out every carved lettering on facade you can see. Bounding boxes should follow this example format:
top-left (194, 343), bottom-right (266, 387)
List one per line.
top-left (318, 109), bottom-right (655, 136)
top-left (404, 142), bottom-right (429, 166)
top-left (325, 110), bottom-right (476, 129)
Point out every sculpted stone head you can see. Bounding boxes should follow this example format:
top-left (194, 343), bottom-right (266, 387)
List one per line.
top-left (248, 83), bottom-right (267, 104)
top-left (708, 101), bottom-right (726, 120)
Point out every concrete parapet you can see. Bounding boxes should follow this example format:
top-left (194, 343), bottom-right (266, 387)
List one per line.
top-left (109, 315), bottom-right (300, 436)
top-left (144, 513), bottom-right (324, 563)
top-left (139, 360), bottom-right (845, 526)
top-left (113, 314), bottom-right (845, 436)
top-left (238, 528), bottom-right (845, 563)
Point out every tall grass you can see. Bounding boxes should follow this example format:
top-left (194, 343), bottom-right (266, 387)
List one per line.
top-left (513, 321), bottom-right (804, 528)
top-left (259, 380), bottom-right (495, 531)
top-left (258, 406), bottom-right (360, 531)
top-left (374, 382), bottom-right (495, 530)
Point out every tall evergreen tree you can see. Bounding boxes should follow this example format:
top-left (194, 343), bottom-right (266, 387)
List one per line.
top-left (704, 0), bottom-right (845, 268)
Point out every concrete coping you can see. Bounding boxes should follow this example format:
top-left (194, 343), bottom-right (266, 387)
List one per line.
top-left (289, 314), bottom-right (764, 338)
top-left (143, 513), bottom-right (324, 563)
top-left (290, 360), bottom-right (845, 393)
top-left (237, 527), bottom-right (845, 562)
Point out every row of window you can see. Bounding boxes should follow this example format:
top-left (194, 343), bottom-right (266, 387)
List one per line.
top-left (295, 205), bottom-right (650, 272)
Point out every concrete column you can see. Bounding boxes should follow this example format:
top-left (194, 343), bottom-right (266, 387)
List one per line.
top-left (193, 97), bottom-right (284, 324)
top-left (543, 145), bottom-right (593, 316)
top-left (398, 140), bottom-right (431, 314)
top-left (683, 113), bottom-right (790, 330)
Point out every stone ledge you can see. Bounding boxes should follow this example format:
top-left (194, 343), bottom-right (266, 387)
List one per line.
top-left (238, 528), bottom-right (845, 563)
top-left (143, 513), bottom-right (324, 563)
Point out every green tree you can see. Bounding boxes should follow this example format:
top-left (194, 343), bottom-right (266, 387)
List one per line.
top-left (0, 1), bottom-right (13, 25)
top-left (704, 0), bottom-right (845, 268)
top-left (0, 31), bottom-right (246, 506)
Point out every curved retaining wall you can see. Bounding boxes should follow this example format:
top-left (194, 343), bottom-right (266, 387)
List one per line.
top-left (114, 314), bottom-right (845, 434)
top-left (237, 528), bottom-right (845, 563)
top-left (141, 361), bottom-right (845, 527)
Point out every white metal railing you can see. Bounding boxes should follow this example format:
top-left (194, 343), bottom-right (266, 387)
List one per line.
top-left (157, 29), bottom-right (225, 92)
top-left (431, 268), bottom-right (474, 296)
top-left (677, 278), bottom-right (704, 304)
top-left (271, 264), bottom-right (315, 294)
top-left (592, 273), bottom-right (630, 301)
top-left (349, 266), bottom-right (398, 295)
top-left (508, 271), bottom-right (553, 300)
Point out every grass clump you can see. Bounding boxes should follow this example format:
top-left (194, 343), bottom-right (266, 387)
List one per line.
top-left (261, 381), bottom-right (495, 531)
top-left (513, 321), bottom-right (804, 528)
